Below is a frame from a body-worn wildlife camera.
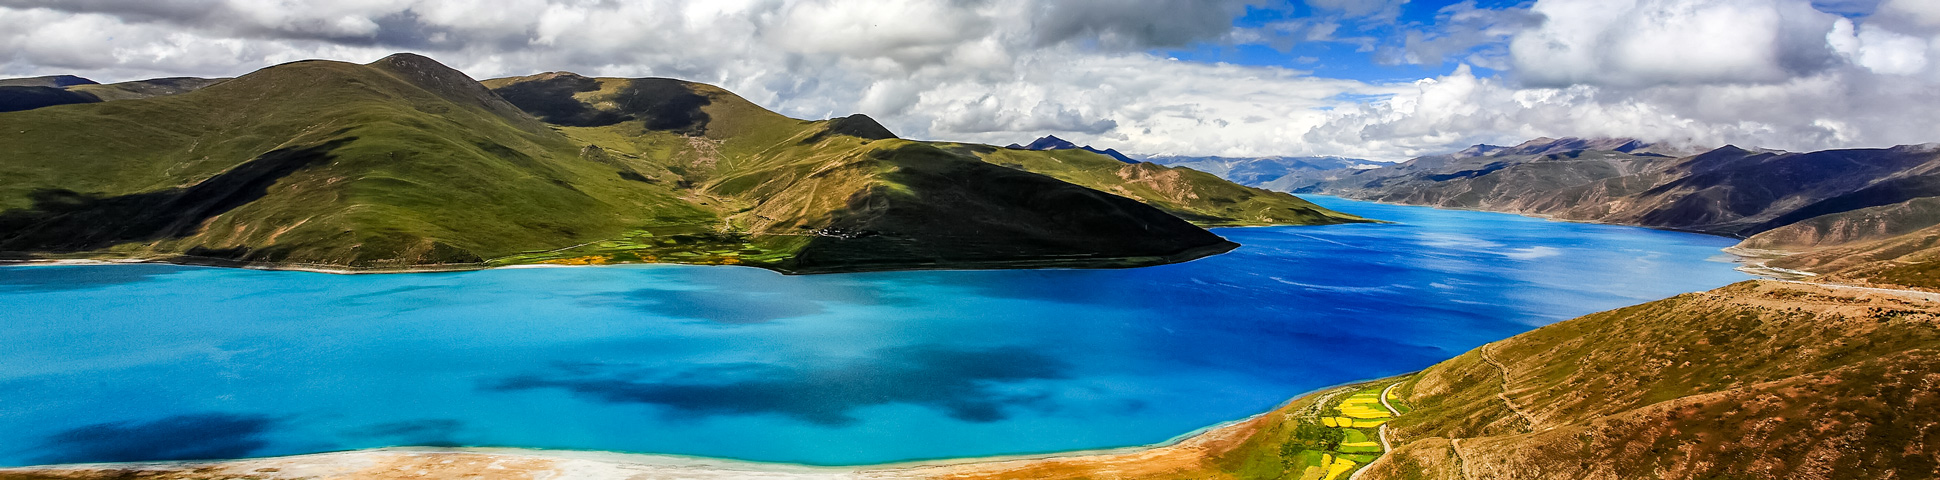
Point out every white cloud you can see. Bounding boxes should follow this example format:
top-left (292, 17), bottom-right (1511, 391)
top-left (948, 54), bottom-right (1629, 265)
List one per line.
top-left (1510, 0), bottom-right (1842, 87)
top-left (0, 0), bottom-right (1935, 162)
top-left (1830, 17), bottom-right (1935, 76)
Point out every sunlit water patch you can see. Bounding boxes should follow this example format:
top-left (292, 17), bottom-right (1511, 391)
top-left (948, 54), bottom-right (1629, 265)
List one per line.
top-left (0, 196), bottom-right (1748, 466)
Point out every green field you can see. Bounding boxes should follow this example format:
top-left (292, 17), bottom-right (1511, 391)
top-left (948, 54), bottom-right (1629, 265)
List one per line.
top-left (1262, 381), bottom-right (1404, 479)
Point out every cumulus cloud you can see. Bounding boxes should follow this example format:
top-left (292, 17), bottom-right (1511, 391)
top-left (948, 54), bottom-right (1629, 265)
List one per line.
top-left (0, 0), bottom-right (1935, 161)
top-left (1302, 0), bottom-right (1940, 159)
top-left (1306, 59), bottom-right (1940, 159)
top-left (1510, 0), bottom-right (1843, 87)
top-left (1830, 18), bottom-right (1931, 75)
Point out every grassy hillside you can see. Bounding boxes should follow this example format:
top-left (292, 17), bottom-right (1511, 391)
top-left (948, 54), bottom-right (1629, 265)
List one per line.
top-left (1359, 280), bottom-right (1940, 479)
top-left (1, 55), bottom-right (1356, 273)
top-left (0, 75), bottom-right (225, 112)
top-left (1740, 197), bottom-right (1940, 251)
top-left (66, 77), bottom-right (229, 102)
top-left (0, 54), bottom-right (712, 269)
top-left (475, 72), bottom-right (1362, 272)
top-left (978, 147), bottom-right (1366, 226)
top-left (923, 280), bottom-right (1940, 479)
top-left (1762, 227), bottom-right (1940, 291)
top-left (483, 72), bottom-right (1365, 229)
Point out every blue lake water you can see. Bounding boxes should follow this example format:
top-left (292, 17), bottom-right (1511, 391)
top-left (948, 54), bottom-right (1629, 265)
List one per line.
top-left (0, 196), bottom-right (1750, 467)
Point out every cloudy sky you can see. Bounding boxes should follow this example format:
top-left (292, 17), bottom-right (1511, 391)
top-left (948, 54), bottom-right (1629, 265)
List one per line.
top-left (2, 0), bottom-right (1936, 160)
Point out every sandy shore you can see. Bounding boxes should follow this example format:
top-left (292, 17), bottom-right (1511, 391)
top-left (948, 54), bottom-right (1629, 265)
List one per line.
top-left (0, 408), bottom-right (1278, 480)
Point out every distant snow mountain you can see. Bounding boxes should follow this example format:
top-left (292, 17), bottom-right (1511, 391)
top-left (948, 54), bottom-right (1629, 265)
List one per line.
top-left (1006, 135), bottom-right (1138, 163)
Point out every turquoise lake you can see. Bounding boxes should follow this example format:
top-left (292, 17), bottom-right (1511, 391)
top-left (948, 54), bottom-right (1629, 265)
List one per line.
top-left (0, 196), bottom-right (1751, 466)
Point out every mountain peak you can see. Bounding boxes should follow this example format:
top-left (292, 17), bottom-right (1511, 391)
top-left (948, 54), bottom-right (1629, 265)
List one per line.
top-left (1010, 135), bottom-right (1137, 163)
top-left (1025, 135), bottom-right (1080, 151)
top-left (1488, 137), bottom-right (1703, 157)
top-left (1456, 144), bottom-right (1507, 158)
top-left (365, 52), bottom-right (535, 125)
top-left (821, 114), bottom-right (898, 141)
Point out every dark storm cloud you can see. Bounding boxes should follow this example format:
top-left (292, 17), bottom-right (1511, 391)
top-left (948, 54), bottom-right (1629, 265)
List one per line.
top-left (33, 413), bottom-right (276, 464)
top-left (486, 345), bottom-right (1069, 426)
top-left (0, 0), bottom-right (448, 47)
top-left (1031, 0), bottom-right (1253, 48)
top-left (0, 0), bottom-right (223, 24)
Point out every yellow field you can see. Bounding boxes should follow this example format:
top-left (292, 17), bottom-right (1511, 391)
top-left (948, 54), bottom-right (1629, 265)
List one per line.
top-left (1320, 455), bottom-right (1358, 480)
top-left (1337, 390), bottom-right (1392, 419)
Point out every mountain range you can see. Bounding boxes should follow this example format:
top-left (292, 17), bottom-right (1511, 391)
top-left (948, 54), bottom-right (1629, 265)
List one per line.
top-left (1007, 135), bottom-right (1139, 163)
top-left (0, 54), bottom-right (1363, 274)
top-left (1237, 136), bottom-right (1940, 291)
top-left (1141, 154), bottom-right (1386, 190)
top-left (0, 75), bottom-right (230, 113)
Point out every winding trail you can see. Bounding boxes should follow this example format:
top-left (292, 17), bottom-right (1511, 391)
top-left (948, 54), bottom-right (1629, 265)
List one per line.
top-left (1478, 342), bottom-right (1539, 431)
top-left (1346, 382), bottom-right (1406, 480)
top-left (1376, 382), bottom-right (1401, 451)
top-left (1780, 280), bottom-right (1940, 303)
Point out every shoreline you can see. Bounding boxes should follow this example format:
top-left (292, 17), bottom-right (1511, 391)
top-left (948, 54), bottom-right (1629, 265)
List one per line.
top-left (0, 241), bottom-right (1242, 277)
top-left (1297, 194), bottom-right (1749, 240)
top-left (1303, 194), bottom-right (1811, 280)
top-left (0, 383), bottom-right (1322, 479)
top-left (0, 375), bottom-right (1399, 477)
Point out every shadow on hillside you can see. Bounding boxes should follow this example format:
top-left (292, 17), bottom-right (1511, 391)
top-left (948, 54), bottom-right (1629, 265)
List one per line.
top-left (0, 138), bottom-right (351, 253)
top-left (782, 143), bottom-right (1230, 272)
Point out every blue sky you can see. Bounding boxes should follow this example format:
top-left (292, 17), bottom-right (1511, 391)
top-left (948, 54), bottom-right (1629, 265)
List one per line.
top-left (1161, 0), bottom-right (1892, 83)
top-left (1160, 0), bottom-right (1528, 82)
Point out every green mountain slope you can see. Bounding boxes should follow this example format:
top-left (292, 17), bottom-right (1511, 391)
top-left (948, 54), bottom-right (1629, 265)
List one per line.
top-left (476, 72), bottom-right (1364, 272)
top-left (977, 147), bottom-right (1366, 226)
top-left (1, 55), bottom-right (1358, 273)
top-left (0, 75), bottom-right (226, 112)
top-left (0, 55), bottom-right (719, 269)
top-left (66, 77), bottom-right (229, 102)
